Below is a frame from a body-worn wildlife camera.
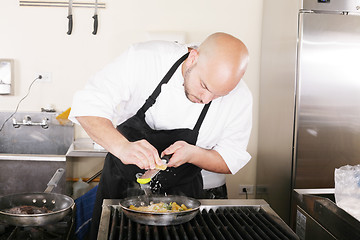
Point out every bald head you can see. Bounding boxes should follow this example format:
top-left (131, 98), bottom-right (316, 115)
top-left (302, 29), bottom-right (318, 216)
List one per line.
top-left (197, 32), bottom-right (249, 95)
top-left (182, 32), bottom-right (249, 104)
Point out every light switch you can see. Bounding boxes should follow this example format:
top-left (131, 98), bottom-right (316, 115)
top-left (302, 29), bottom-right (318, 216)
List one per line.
top-left (0, 59), bottom-right (13, 95)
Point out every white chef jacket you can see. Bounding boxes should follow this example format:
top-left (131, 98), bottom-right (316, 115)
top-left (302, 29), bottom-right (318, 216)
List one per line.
top-left (69, 40), bottom-right (252, 189)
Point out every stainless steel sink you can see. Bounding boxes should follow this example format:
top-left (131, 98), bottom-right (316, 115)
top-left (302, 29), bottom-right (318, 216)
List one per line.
top-left (0, 112), bottom-right (73, 155)
top-left (0, 112), bottom-right (74, 196)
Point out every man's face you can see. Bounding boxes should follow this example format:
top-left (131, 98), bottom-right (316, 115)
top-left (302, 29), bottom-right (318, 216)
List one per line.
top-left (183, 63), bottom-right (221, 104)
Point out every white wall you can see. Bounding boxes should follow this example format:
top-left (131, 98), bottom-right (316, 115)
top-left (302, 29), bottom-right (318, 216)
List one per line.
top-left (0, 0), bottom-right (263, 198)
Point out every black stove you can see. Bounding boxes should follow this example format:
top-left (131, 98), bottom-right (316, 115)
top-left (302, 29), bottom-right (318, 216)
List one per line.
top-left (0, 210), bottom-right (74, 240)
top-left (99, 199), bottom-right (299, 240)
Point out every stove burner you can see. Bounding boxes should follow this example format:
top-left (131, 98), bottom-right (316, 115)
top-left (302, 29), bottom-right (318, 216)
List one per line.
top-left (105, 206), bottom-right (299, 240)
top-left (0, 211), bottom-right (74, 240)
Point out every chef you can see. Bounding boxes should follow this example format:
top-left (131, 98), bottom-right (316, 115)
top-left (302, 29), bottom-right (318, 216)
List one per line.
top-left (69, 32), bottom-right (252, 238)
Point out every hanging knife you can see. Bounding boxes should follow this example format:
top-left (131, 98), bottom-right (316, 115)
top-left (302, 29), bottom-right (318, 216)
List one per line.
top-left (136, 154), bottom-right (172, 184)
top-left (67, 0), bottom-right (73, 35)
top-left (92, 0), bottom-right (98, 35)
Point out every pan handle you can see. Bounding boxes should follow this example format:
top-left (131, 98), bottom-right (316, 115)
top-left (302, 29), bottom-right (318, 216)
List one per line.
top-left (44, 168), bottom-right (65, 193)
top-left (86, 169), bottom-right (102, 183)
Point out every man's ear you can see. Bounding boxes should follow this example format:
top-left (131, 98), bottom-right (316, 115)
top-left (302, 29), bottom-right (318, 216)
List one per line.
top-left (186, 49), bottom-right (199, 66)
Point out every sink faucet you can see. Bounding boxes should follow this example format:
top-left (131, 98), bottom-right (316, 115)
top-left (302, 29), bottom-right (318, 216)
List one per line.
top-left (12, 115), bottom-right (49, 129)
top-left (23, 115), bottom-right (32, 124)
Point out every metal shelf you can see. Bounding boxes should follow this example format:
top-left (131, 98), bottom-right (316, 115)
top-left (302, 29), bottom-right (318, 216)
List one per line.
top-left (19, 1), bottom-right (106, 9)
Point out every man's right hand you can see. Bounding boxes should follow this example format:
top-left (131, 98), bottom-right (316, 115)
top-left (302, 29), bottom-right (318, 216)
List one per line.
top-left (76, 116), bottom-right (163, 169)
top-left (117, 139), bottom-right (162, 169)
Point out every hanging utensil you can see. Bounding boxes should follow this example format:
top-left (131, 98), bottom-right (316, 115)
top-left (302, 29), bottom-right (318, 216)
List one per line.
top-left (67, 0), bottom-right (73, 35)
top-left (92, 0), bottom-right (98, 35)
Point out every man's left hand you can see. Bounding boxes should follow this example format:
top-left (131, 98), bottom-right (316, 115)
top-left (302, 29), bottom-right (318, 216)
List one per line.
top-left (161, 141), bottom-right (196, 168)
top-left (161, 141), bottom-right (231, 174)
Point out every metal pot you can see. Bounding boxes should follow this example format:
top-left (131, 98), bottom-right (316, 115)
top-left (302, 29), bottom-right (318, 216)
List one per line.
top-left (0, 168), bottom-right (74, 226)
top-left (119, 195), bottom-right (200, 226)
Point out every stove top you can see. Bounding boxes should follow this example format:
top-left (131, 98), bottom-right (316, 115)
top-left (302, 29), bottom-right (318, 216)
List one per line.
top-left (0, 210), bottom-right (74, 240)
top-left (99, 199), bottom-right (299, 240)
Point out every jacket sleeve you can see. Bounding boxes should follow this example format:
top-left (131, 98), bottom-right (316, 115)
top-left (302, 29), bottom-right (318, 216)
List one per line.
top-left (213, 81), bottom-right (253, 174)
top-left (69, 49), bottom-right (131, 125)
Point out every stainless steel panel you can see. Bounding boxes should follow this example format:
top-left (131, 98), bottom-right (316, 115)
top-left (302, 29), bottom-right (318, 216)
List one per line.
top-left (296, 208), bottom-right (336, 240)
top-left (0, 154), bottom-right (67, 161)
top-left (0, 112), bottom-right (74, 155)
top-left (292, 189), bottom-right (360, 239)
top-left (301, 0), bottom-right (360, 13)
top-left (0, 159), bottom-right (66, 196)
top-left (293, 12), bottom-right (360, 188)
top-left (256, 0), bottom-right (299, 224)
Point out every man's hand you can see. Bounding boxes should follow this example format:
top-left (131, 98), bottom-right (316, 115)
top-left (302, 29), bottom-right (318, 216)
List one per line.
top-left (161, 141), bottom-right (196, 168)
top-left (117, 139), bottom-right (162, 169)
top-left (76, 116), bottom-right (163, 169)
top-left (161, 140), bottom-right (231, 174)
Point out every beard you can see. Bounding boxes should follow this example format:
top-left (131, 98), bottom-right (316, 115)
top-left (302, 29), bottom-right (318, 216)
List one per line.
top-left (183, 65), bottom-right (200, 103)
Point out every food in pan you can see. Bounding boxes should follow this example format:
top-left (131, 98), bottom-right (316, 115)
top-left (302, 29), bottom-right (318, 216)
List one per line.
top-left (129, 201), bottom-right (192, 212)
top-left (4, 205), bottom-right (53, 214)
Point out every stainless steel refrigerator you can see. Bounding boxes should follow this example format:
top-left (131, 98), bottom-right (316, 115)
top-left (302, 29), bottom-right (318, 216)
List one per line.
top-left (293, 0), bottom-right (360, 190)
top-left (257, 0), bottom-right (360, 224)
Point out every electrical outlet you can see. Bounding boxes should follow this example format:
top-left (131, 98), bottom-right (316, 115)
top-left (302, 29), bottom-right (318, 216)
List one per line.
top-left (37, 72), bottom-right (52, 82)
top-left (239, 185), bottom-right (254, 195)
top-left (256, 186), bottom-right (268, 194)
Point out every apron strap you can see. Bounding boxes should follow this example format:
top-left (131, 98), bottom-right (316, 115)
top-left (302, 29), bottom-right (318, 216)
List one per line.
top-left (193, 102), bottom-right (211, 132)
top-left (139, 52), bottom-right (190, 114)
top-left (137, 51), bottom-right (212, 134)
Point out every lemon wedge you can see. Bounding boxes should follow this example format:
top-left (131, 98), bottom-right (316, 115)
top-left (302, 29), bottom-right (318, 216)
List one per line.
top-left (137, 178), bottom-right (151, 184)
top-left (155, 164), bottom-right (167, 170)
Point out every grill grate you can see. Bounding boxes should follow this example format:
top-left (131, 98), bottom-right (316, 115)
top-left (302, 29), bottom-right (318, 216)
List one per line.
top-left (107, 207), bottom-right (298, 240)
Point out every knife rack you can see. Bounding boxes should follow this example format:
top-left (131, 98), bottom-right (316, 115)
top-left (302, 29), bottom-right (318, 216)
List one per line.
top-left (19, 1), bottom-right (106, 9)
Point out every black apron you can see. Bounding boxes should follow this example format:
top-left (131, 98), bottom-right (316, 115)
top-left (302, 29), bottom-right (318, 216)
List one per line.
top-left (90, 52), bottom-right (211, 239)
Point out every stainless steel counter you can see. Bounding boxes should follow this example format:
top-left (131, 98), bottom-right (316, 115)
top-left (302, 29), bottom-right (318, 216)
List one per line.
top-left (292, 188), bottom-right (360, 240)
top-left (66, 138), bottom-right (107, 157)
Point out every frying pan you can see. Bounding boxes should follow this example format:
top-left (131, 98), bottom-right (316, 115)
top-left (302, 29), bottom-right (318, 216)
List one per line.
top-left (0, 168), bottom-right (74, 226)
top-left (120, 195), bottom-right (200, 226)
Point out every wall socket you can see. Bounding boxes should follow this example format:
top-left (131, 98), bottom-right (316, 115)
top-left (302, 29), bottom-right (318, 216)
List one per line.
top-left (37, 72), bottom-right (52, 82)
top-left (239, 185), bottom-right (254, 195)
top-left (256, 185), bottom-right (268, 194)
